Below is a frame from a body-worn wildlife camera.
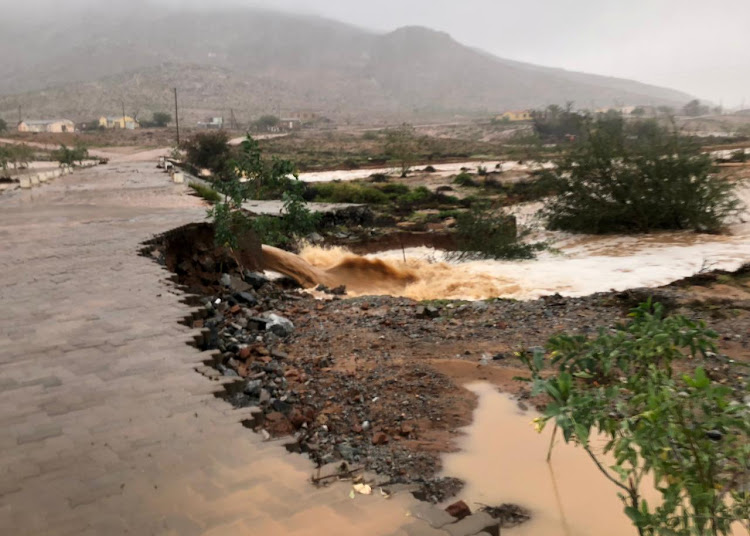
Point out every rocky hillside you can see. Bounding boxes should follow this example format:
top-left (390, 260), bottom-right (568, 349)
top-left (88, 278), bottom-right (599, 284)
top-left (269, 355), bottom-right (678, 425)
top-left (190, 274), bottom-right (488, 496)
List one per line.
top-left (0, 7), bottom-right (693, 123)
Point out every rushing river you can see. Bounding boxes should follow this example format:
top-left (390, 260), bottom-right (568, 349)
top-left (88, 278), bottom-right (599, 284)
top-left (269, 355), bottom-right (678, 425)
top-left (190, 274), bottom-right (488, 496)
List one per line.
top-left (260, 185), bottom-right (750, 301)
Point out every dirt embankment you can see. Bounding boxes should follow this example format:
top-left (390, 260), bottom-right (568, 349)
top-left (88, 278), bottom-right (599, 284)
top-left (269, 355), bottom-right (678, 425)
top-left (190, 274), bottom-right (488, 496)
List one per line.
top-left (143, 226), bottom-right (750, 502)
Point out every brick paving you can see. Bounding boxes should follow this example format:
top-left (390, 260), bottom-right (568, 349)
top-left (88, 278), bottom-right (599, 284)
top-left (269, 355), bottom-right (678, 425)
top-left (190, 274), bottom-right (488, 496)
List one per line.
top-left (0, 163), bottom-right (421, 535)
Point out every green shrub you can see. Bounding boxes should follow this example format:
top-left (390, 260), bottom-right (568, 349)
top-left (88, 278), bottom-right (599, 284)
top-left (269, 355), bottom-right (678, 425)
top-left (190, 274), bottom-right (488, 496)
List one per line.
top-left (520, 301), bottom-right (749, 536)
top-left (448, 204), bottom-right (545, 260)
top-left (378, 183), bottom-right (409, 196)
top-left (396, 186), bottom-right (435, 207)
top-left (182, 131), bottom-right (231, 174)
top-left (311, 182), bottom-right (389, 204)
top-left (453, 172), bottom-right (477, 187)
top-left (543, 118), bottom-right (740, 233)
top-left (189, 182), bottom-right (222, 203)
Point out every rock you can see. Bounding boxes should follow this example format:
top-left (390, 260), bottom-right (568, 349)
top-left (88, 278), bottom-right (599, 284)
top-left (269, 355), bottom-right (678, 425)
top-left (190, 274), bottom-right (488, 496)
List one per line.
top-left (259, 389), bottom-right (271, 405)
top-left (264, 412), bottom-right (294, 436)
top-left (220, 273), bottom-right (232, 287)
top-left (243, 270), bottom-right (269, 290)
top-left (265, 314), bottom-right (295, 337)
top-left (234, 291), bottom-right (257, 306)
top-left (244, 379), bottom-right (263, 397)
top-left (411, 502), bottom-right (457, 529)
top-left (400, 423), bottom-right (415, 437)
top-left (372, 432), bottom-right (389, 445)
top-left (228, 275), bottom-right (252, 293)
top-left (416, 305), bottom-right (440, 319)
top-left (246, 317), bottom-right (268, 331)
top-left (445, 500), bottom-right (471, 520)
top-left (289, 408), bottom-right (307, 429)
top-left (443, 512), bottom-right (498, 536)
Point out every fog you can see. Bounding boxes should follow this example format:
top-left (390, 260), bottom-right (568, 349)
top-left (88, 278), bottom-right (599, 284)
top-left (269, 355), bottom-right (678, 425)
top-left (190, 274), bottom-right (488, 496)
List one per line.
top-left (3, 0), bottom-right (749, 107)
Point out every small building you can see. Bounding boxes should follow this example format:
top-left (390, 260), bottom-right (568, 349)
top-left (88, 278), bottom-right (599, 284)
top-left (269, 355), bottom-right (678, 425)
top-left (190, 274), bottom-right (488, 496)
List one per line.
top-left (280, 118), bottom-right (302, 130)
top-left (499, 110), bottom-right (532, 122)
top-left (98, 116), bottom-right (140, 130)
top-left (197, 117), bottom-right (224, 129)
top-left (17, 119), bottom-right (75, 133)
top-left (289, 111), bottom-right (319, 122)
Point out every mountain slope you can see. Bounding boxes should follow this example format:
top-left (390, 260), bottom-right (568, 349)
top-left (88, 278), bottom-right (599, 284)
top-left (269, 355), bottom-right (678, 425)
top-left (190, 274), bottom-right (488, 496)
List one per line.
top-left (0, 8), bottom-right (692, 123)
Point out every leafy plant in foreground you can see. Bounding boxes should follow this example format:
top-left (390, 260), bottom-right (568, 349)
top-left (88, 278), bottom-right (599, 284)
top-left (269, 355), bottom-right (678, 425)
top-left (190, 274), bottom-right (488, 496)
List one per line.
top-left (520, 302), bottom-right (750, 536)
top-left (207, 135), bottom-right (319, 254)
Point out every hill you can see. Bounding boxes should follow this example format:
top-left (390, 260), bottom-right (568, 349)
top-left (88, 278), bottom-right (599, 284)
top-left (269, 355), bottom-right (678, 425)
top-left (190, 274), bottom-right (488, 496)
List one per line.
top-left (0, 7), bottom-right (693, 124)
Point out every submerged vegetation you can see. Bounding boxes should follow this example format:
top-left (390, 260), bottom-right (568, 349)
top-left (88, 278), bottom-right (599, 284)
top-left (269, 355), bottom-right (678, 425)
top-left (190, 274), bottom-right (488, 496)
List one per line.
top-left (448, 203), bottom-right (546, 260)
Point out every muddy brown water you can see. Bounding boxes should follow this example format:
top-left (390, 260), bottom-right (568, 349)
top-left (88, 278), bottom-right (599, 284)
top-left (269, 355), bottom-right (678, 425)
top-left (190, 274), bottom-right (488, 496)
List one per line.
top-left (442, 383), bottom-right (749, 536)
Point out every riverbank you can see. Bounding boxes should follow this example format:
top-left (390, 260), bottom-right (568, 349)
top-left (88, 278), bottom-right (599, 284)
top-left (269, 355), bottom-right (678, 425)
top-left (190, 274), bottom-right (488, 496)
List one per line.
top-left (143, 226), bottom-right (750, 509)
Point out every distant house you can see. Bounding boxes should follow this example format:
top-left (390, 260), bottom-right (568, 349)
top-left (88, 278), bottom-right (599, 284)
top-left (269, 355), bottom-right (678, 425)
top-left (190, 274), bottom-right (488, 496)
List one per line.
top-left (197, 117), bottom-right (224, 129)
top-left (289, 111), bottom-right (319, 122)
top-left (17, 119), bottom-right (75, 133)
top-left (499, 110), bottom-right (532, 122)
top-left (98, 116), bottom-right (140, 129)
top-left (280, 118), bottom-right (302, 130)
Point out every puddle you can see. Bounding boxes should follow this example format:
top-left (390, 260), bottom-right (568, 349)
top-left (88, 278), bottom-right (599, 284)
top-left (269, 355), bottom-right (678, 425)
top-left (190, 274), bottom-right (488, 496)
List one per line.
top-left (442, 383), bottom-right (749, 536)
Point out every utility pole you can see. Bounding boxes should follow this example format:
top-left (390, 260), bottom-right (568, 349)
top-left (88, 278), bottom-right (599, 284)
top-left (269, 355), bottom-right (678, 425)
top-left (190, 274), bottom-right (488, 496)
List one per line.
top-left (173, 88), bottom-right (180, 146)
top-left (121, 101), bottom-right (126, 128)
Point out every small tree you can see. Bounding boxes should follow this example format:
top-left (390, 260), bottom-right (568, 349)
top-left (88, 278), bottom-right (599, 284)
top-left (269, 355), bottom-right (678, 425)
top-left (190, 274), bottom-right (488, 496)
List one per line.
top-left (152, 112), bottom-right (172, 127)
top-left (385, 123), bottom-right (418, 177)
top-left (448, 203), bottom-right (546, 260)
top-left (0, 118), bottom-right (7, 133)
top-left (520, 302), bottom-right (749, 536)
top-left (543, 117), bottom-right (739, 233)
top-left (207, 135), bottom-right (319, 253)
top-left (254, 115), bottom-right (280, 131)
top-left (182, 131), bottom-right (231, 174)
top-left (683, 99), bottom-right (711, 117)
top-left (9, 144), bottom-right (33, 170)
top-left (53, 142), bottom-right (89, 168)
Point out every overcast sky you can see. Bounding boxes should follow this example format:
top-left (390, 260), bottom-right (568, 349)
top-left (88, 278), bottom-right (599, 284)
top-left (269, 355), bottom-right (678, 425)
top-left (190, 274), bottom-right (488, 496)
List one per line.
top-left (8, 0), bottom-right (750, 107)
top-left (240, 0), bottom-right (750, 107)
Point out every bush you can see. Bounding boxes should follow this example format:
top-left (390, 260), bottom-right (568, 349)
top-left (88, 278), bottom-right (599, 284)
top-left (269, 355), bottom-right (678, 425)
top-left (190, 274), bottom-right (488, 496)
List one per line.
top-left (378, 183), bottom-right (409, 196)
top-left (207, 135), bottom-right (318, 253)
top-left (53, 143), bottom-right (89, 167)
top-left (182, 131), bottom-right (231, 174)
top-left (448, 204), bottom-right (545, 260)
top-left (543, 118), bottom-right (740, 233)
top-left (396, 186), bottom-right (435, 207)
top-left (311, 182), bottom-right (389, 204)
top-left (520, 301), bottom-right (749, 536)
top-left (453, 172), bottom-right (477, 187)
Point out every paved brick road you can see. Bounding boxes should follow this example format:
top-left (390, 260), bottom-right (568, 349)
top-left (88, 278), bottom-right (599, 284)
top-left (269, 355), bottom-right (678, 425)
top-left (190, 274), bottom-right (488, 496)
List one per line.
top-left (0, 164), bottom-right (419, 535)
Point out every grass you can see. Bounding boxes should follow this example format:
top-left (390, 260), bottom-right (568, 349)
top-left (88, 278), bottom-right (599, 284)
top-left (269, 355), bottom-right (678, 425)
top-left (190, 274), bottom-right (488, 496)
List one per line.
top-left (189, 182), bottom-right (222, 203)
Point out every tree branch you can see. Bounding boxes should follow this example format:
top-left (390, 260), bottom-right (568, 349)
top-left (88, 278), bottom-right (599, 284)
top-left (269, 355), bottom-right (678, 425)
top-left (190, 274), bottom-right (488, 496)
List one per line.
top-left (584, 445), bottom-right (631, 494)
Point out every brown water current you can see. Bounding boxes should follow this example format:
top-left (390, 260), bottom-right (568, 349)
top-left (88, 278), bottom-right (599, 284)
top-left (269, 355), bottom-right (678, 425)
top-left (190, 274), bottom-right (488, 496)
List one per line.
top-left (441, 383), bottom-right (749, 536)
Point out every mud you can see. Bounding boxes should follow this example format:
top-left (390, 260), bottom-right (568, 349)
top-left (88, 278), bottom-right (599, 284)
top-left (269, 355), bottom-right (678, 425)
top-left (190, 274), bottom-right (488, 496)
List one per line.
top-left (145, 223), bottom-right (750, 516)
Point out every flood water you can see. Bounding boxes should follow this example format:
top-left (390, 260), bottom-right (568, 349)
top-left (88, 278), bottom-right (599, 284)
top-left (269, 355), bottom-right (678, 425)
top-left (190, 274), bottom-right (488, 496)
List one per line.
top-left (442, 383), bottom-right (749, 536)
top-left (296, 160), bottom-right (550, 183)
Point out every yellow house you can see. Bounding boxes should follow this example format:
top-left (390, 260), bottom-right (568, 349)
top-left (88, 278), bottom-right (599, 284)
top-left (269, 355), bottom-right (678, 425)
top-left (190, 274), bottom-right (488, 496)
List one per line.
top-left (499, 110), bottom-right (532, 122)
top-left (98, 116), bottom-right (140, 129)
top-left (18, 119), bottom-right (75, 133)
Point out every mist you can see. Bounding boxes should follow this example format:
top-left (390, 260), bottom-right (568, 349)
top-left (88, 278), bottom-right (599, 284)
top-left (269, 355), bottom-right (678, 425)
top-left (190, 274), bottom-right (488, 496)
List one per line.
top-left (2, 0), bottom-right (749, 107)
